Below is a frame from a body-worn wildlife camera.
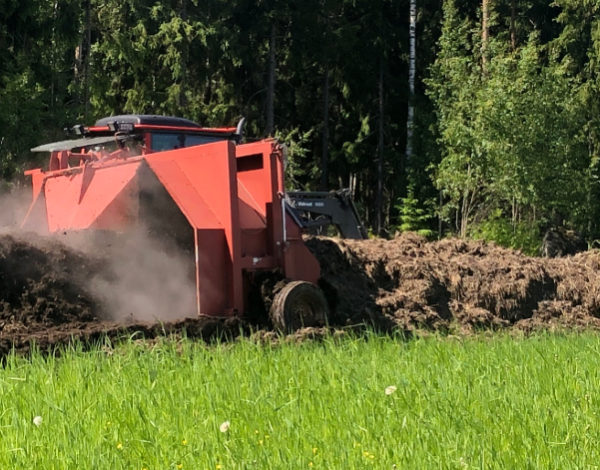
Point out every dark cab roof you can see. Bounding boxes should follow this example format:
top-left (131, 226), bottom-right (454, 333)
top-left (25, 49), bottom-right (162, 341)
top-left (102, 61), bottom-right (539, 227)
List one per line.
top-left (94, 114), bottom-right (202, 128)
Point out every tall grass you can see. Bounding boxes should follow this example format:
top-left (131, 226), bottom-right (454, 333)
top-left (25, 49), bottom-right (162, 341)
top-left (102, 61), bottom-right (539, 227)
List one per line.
top-left (0, 332), bottom-right (599, 468)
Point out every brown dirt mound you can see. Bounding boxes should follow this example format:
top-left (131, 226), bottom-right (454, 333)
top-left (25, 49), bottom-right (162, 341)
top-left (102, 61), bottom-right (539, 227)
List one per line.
top-left (0, 233), bottom-right (102, 328)
top-left (3, 231), bottom-right (600, 355)
top-left (0, 233), bottom-right (240, 355)
top-left (308, 233), bottom-right (600, 333)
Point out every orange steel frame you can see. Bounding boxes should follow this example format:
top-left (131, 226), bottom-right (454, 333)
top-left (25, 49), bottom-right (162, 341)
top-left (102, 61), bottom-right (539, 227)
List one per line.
top-left (22, 133), bottom-right (320, 317)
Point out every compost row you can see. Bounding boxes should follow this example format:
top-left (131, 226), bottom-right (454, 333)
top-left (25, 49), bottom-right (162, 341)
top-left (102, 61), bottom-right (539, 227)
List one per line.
top-left (1, 232), bottom-right (600, 353)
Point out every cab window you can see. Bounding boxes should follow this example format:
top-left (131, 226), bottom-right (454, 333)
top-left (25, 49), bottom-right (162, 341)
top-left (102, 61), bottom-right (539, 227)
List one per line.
top-left (150, 132), bottom-right (225, 151)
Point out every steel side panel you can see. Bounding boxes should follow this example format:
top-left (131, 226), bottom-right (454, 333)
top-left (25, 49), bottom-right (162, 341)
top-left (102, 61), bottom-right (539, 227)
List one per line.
top-left (143, 142), bottom-right (239, 246)
top-left (73, 164), bottom-right (140, 229)
top-left (44, 161), bottom-right (142, 231)
top-left (195, 229), bottom-right (230, 315)
top-left (141, 159), bottom-right (221, 229)
top-left (236, 141), bottom-right (278, 217)
top-left (236, 141), bottom-right (285, 263)
top-left (237, 182), bottom-right (266, 229)
top-left (144, 142), bottom-right (243, 314)
top-left (237, 178), bottom-right (267, 220)
top-left (282, 214), bottom-right (320, 284)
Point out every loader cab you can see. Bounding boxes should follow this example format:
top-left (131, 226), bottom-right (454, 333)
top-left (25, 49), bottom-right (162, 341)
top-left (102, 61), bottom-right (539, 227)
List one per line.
top-left (90, 114), bottom-right (238, 153)
top-left (30, 114), bottom-right (242, 173)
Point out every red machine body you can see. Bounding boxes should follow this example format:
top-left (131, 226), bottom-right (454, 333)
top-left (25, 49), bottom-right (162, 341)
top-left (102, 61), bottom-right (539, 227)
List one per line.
top-left (23, 115), bottom-right (321, 320)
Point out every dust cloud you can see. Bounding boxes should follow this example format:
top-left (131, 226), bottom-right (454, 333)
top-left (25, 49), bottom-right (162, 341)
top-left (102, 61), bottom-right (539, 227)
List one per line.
top-left (0, 186), bottom-right (32, 232)
top-left (85, 228), bottom-right (197, 323)
top-left (0, 185), bottom-right (197, 323)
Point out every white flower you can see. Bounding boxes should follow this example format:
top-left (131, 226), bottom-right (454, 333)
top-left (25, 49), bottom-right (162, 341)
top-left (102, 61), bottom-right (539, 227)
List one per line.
top-left (32, 416), bottom-right (43, 427)
top-left (385, 385), bottom-right (397, 396)
top-left (219, 420), bottom-right (230, 433)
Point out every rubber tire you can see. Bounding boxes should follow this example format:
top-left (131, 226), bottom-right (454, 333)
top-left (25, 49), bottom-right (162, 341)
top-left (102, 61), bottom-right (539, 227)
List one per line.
top-left (269, 281), bottom-right (329, 332)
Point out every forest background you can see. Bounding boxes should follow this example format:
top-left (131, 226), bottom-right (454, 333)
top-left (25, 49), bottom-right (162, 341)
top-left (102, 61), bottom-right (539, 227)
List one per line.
top-left (0, 0), bottom-right (598, 253)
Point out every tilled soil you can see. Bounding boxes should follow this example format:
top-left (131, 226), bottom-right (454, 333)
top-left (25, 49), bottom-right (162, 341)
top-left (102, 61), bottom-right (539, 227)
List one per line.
top-left (2, 231), bottom-right (600, 354)
top-left (308, 233), bottom-right (600, 334)
top-left (0, 233), bottom-right (241, 355)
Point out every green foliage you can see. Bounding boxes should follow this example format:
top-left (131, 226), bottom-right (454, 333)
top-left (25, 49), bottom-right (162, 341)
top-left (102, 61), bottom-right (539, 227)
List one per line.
top-left (0, 69), bottom-right (44, 178)
top-left (427, 0), bottom-right (593, 242)
top-left (426, 0), bottom-right (484, 236)
top-left (481, 36), bottom-right (588, 218)
top-left (275, 127), bottom-right (316, 190)
top-left (4, 0), bottom-right (600, 239)
top-left (469, 209), bottom-right (541, 255)
top-left (0, 0), bottom-right (417, 234)
top-left (395, 186), bottom-right (435, 238)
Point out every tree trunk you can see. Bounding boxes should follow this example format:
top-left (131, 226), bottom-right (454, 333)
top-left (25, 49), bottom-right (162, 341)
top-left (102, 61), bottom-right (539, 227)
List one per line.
top-left (51, 1), bottom-right (58, 113)
top-left (75, 0), bottom-right (91, 119)
top-left (320, 66), bottom-right (330, 190)
top-left (510, 0), bottom-right (516, 50)
top-left (481, 0), bottom-right (490, 71)
top-left (376, 59), bottom-right (384, 235)
top-left (405, 0), bottom-right (416, 163)
top-left (266, 24), bottom-right (276, 136)
top-left (438, 189), bottom-right (443, 239)
top-left (179, 0), bottom-right (188, 109)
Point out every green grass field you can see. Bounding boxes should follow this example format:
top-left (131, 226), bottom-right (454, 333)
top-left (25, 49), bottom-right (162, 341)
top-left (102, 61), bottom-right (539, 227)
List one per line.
top-left (1, 332), bottom-right (599, 469)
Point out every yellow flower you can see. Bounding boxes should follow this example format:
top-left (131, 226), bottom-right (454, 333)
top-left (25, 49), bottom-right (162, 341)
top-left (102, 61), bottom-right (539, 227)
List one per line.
top-left (308, 463), bottom-right (314, 468)
top-left (117, 443), bottom-right (123, 450)
top-left (182, 439), bottom-right (188, 446)
top-left (258, 439), bottom-right (263, 446)
top-left (176, 464), bottom-right (183, 470)
top-left (216, 465), bottom-right (223, 470)
top-left (312, 447), bottom-right (318, 455)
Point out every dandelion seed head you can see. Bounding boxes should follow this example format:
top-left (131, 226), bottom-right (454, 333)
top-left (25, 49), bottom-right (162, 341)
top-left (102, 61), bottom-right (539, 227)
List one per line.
top-left (32, 416), bottom-right (42, 427)
top-left (385, 385), bottom-right (397, 395)
top-left (219, 420), bottom-right (230, 433)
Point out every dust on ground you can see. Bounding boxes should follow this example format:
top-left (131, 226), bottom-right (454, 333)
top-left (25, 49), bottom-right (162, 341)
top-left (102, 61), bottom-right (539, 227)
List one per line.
top-left (2, 231), bottom-right (600, 354)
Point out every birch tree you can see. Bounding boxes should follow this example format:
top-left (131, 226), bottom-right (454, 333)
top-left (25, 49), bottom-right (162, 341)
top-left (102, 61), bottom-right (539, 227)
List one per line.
top-left (405, 0), bottom-right (417, 163)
